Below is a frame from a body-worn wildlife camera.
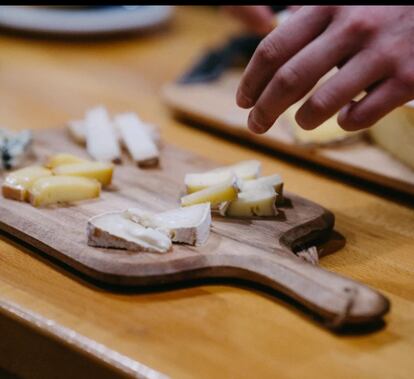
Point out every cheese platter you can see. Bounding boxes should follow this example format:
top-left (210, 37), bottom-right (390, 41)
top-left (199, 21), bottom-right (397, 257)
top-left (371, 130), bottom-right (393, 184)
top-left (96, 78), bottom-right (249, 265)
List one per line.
top-left (0, 120), bottom-right (390, 328)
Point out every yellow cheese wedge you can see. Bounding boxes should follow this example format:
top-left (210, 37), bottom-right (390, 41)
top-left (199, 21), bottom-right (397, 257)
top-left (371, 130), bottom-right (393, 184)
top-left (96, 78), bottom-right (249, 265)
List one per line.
top-left (2, 166), bottom-right (52, 201)
top-left (181, 176), bottom-right (239, 207)
top-left (219, 188), bottom-right (278, 218)
top-left (45, 153), bottom-right (88, 169)
top-left (29, 175), bottom-right (101, 207)
top-left (185, 160), bottom-right (261, 193)
top-left (52, 161), bottom-right (114, 186)
top-left (240, 174), bottom-right (284, 205)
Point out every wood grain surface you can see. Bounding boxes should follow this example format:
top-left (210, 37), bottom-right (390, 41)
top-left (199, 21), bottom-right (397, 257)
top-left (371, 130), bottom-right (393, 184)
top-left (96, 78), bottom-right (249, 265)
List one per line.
top-left (163, 71), bottom-right (414, 196)
top-left (0, 6), bottom-right (413, 379)
top-left (0, 128), bottom-right (389, 326)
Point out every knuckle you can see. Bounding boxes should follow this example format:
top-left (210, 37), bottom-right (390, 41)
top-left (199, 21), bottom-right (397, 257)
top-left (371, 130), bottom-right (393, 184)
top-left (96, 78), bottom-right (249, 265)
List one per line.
top-left (307, 93), bottom-right (334, 114)
top-left (274, 66), bottom-right (301, 92)
top-left (256, 38), bottom-right (282, 64)
top-left (343, 16), bottom-right (375, 37)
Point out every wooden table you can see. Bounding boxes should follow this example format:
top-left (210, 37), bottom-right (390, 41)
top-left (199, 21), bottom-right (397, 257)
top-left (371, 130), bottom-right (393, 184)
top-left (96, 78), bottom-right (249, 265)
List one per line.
top-left (0, 6), bottom-right (413, 379)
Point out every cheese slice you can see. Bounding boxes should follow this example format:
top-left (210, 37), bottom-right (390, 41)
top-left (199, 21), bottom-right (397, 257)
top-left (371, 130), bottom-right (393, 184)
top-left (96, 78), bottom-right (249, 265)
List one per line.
top-left (181, 176), bottom-right (239, 207)
top-left (126, 203), bottom-right (211, 246)
top-left (87, 211), bottom-right (172, 253)
top-left (369, 103), bottom-right (414, 169)
top-left (2, 166), bottom-right (52, 201)
top-left (185, 160), bottom-right (261, 193)
top-left (29, 175), bottom-right (100, 207)
top-left (52, 161), bottom-right (114, 186)
top-left (240, 174), bottom-right (284, 204)
top-left (85, 106), bottom-right (121, 163)
top-left (45, 153), bottom-right (88, 169)
top-left (219, 188), bottom-right (278, 217)
top-left (114, 113), bottom-right (160, 167)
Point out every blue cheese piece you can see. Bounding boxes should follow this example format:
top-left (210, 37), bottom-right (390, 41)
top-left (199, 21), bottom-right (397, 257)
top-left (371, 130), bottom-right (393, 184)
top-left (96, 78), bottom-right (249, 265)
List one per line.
top-left (0, 129), bottom-right (32, 170)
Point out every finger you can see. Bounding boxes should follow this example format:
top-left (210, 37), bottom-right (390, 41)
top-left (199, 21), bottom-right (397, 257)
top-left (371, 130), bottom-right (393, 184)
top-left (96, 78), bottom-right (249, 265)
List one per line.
top-left (236, 6), bottom-right (334, 109)
top-left (223, 6), bottom-right (275, 35)
top-left (295, 49), bottom-right (391, 130)
top-left (247, 21), bottom-right (358, 133)
top-left (337, 78), bottom-right (413, 130)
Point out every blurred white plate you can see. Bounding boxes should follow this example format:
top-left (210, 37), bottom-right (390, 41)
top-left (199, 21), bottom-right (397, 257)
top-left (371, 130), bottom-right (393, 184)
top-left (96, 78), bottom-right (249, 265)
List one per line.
top-left (0, 6), bottom-right (174, 35)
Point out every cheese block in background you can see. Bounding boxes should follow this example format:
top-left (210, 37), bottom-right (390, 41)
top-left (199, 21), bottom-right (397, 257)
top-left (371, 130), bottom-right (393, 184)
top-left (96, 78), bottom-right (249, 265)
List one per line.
top-left (369, 102), bottom-right (414, 170)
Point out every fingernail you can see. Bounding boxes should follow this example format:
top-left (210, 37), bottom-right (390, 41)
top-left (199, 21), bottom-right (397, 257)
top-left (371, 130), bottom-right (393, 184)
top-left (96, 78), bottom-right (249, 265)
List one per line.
top-left (248, 113), bottom-right (266, 134)
top-left (237, 90), bottom-right (253, 108)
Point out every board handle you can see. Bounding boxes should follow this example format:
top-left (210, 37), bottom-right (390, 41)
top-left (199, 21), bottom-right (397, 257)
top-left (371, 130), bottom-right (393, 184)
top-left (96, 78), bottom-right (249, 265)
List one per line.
top-left (229, 252), bottom-right (390, 327)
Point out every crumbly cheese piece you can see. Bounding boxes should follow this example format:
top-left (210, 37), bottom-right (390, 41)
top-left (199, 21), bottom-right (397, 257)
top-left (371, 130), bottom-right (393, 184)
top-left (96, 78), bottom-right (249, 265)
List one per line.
top-left (2, 166), bottom-right (52, 201)
top-left (181, 176), bottom-right (239, 207)
top-left (52, 161), bottom-right (114, 187)
top-left (219, 188), bottom-right (278, 218)
top-left (84, 106), bottom-right (121, 163)
top-left (87, 211), bottom-right (172, 253)
top-left (0, 129), bottom-right (32, 170)
top-left (126, 203), bottom-right (211, 246)
top-left (185, 160), bottom-right (261, 193)
top-left (240, 174), bottom-right (284, 204)
top-left (29, 175), bottom-right (100, 207)
top-left (45, 153), bottom-right (88, 169)
top-left (114, 113), bottom-right (160, 167)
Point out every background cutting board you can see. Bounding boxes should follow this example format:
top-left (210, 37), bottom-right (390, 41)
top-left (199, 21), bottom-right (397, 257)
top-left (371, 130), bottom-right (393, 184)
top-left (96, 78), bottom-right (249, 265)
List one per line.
top-left (0, 128), bottom-right (389, 327)
top-left (163, 70), bottom-right (414, 196)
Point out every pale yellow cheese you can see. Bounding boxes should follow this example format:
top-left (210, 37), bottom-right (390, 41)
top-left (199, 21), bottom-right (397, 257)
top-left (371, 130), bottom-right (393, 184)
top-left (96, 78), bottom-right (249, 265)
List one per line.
top-left (181, 176), bottom-right (239, 207)
top-left (2, 166), bottom-right (52, 201)
top-left (29, 175), bottom-right (100, 207)
top-left (185, 160), bottom-right (261, 193)
top-left (369, 104), bottom-right (414, 169)
top-left (219, 188), bottom-right (278, 217)
top-left (45, 153), bottom-right (88, 169)
top-left (52, 161), bottom-right (114, 186)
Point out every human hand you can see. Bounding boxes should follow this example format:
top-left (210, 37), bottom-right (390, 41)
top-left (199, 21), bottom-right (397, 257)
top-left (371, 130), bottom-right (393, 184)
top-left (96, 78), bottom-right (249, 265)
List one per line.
top-left (236, 6), bottom-right (414, 133)
top-left (222, 6), bottom-right (275, 36)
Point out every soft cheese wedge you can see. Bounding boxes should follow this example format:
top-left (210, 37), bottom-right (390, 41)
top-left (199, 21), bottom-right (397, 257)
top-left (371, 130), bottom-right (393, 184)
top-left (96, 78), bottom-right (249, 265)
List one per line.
top-left (185, 160), bottom-right (261, 193)
top-left (114, 113), bottom-right (160, 167)
top-left (240, 174), bottom-right (284, 204)
top-left (29, 175), bottom-right (100, 207)
top-left (87, 211), bottom-right (172, 253)
top-left (126, 203), bottom-right (211, 246)
top-left (219, 188), bottom-right (278, 217)
top-left (52, 161), bottom-right (114, 186)
top-left (181, 176), bottom-right (239, 207)
top-left (45, 153), bottom-right (88, 169)
top-left (2, 166), bottom-right (52, 201)
top-left (85, 106), bottom-right (121, 163)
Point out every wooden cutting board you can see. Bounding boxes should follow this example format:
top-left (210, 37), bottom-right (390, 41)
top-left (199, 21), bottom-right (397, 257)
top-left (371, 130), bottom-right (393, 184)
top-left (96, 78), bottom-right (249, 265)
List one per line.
top-left (162, 70), bottom-right (414, 196)
top-left (0, 128), bottom-right (389, 328)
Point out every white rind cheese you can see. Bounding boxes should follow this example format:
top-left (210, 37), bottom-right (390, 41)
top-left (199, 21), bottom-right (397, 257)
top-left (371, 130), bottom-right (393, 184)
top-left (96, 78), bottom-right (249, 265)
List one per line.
top-left (126, 203), bottom-right (211, 246)
top-left (85, 106), bottom-right (121, 163)
top-left (87, 211), bottom-right (172, 253)
top-left (114, 113), bottom-right (160, 167)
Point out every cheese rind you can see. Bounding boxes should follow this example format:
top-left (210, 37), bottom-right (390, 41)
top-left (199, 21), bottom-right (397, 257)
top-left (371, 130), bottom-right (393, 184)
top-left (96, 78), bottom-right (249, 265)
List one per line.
top-left (29, 175), bottom-right (100, 207)
top-left (52, 161), bottom-right (114, 186)
top-left (181, 176), bottom-right (240, 207)
top-left (126, 203), bottom-right (211, 246)
top-left (87, 211), bottom-right (172, 253)
top-left (85, 106), bottom-right (121, 163)
top-left (185, 160), bottom-right (261, 193)
top-left (45, 153), bottom-right (88, 169)
top-left (2, 166), bottom-right (52, 201)
top-left (114, 113), bottom-right (160, 167)
top-left (219, 188), bottom-right (278, 217)
top-left (240, 174), bottom-right (284, 204)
